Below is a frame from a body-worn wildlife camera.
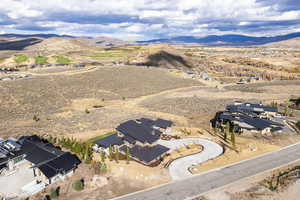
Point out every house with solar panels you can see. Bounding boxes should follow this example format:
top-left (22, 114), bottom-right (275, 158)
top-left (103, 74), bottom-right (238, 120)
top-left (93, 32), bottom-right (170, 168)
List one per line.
top-left (93, 118), bottom-right (173, 165)
top-left (226, 102), bottom-right (278, 118)
top-left (0, 135), bottom-right (80, 188)
top-left (211, 102), bottom-right (284, 135)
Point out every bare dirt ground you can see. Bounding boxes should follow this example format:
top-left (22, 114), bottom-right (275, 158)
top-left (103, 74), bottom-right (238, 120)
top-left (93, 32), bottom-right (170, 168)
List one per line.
top-left (0, 65), bottom-right (201, 138)
top-left (0, 62), bottom-right (299, 199)
top-left (199, 160), bottom-right (300, 200)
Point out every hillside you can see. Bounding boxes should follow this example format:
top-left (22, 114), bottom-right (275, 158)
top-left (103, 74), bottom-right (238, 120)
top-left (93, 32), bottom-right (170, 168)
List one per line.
top-left (126, 44), bottom-right (194, 69)
top-left (262, 37), bottom-right (300, 48)
top-left (24, 37), bottom-right (96, 53)
top-left (138, 32), bottom-right (300, 46)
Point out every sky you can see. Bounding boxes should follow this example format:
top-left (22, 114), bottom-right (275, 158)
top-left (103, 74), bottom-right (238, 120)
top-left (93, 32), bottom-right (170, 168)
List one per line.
top-left (0, 0), bottom-right (300, 41)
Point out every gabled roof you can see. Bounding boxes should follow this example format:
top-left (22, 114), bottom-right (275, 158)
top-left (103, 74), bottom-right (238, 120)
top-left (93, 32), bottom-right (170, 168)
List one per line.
top-left (19, 136), bottom-right (64, 166)
top-left (95, 134), bottom-right (124, 148)
top-left (226, 103), bottom-right (277, 114)
top-left (120, 144), bottom-right (170, 164)
top-left (116, 120), bottom-right (160, 144)
top-left (17, 135), bottom-right (81, 179)
top-left (38, 152), bottom-right (81, 178)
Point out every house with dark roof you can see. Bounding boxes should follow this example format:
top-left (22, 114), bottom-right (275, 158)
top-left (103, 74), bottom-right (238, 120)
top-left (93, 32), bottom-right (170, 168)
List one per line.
top-left (0, 135), bottom-right (80, 185)
top-left (226, 102), bottom-right (277, 118)
top-left (211, 102), bottom-right (284, 135)
top-left (93, 118), bottom-right (173, 165)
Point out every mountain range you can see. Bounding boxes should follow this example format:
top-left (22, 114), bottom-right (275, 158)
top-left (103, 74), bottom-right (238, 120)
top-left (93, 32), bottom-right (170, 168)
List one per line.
top-left (1, 32), bottom-right (300, 47)
top-left (137, 32), bottom-right (300, 46)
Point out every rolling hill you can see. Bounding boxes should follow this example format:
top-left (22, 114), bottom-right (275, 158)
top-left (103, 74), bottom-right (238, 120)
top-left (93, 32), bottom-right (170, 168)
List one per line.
top-left (137, 32), bottom-right (300, 46)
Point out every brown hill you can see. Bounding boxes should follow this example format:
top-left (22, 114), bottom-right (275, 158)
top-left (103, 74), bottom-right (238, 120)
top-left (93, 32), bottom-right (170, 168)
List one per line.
top-left (24, 37), bottom-right (96, 53)
top-left (127, 44), bottom-right (194, 69)
top-left (263, 37), bottom-right (300, 48)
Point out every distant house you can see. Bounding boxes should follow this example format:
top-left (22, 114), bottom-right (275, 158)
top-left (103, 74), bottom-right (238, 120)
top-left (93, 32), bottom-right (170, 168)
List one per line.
top-left (93, 118), bottom-right (173, 165)
top-left (226, 102), bottom-right (277, 118)
top-left (0, 135), bottom-right (80, 185)
top-left (211, 102), bottom-right (283, 135)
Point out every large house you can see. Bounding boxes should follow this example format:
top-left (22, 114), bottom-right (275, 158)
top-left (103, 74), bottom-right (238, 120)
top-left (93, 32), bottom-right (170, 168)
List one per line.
top-left (211, 102), bottom-right (283, 134)
top-left (93, 118), bottom-right (173, 165)
top-left (226, 102), bottom-right (278, 118)
top-left (0, 135), bottom-right (80, 185)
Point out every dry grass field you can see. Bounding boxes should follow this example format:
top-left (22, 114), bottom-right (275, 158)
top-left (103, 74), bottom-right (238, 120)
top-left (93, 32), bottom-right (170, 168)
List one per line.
top-left (0, 65), bottom-right (201, 138)
top-left (1, 40), bottom-right (300, 200)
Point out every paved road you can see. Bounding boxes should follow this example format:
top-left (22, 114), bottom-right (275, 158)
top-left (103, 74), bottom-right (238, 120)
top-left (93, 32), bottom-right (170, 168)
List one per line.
top-left (158, 138), bottom-right (223, 180)
top-left (115, 142), bottom-right (300, 200)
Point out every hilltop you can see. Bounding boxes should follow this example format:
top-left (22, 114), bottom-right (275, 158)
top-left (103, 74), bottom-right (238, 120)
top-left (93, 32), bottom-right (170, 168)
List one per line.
top-left (137, 32), bottom-right (300, 47)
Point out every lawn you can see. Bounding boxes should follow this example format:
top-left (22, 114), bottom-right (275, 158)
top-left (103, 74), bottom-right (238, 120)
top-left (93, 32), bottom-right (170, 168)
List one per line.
top-left (86, 131), bottom-right (116, 144)
top-left (14, 54), bottom-right (28, 64)
top-left (35, 56), bottom-right (48, 65)
top-left (53, 56), bottom-right (72, 64)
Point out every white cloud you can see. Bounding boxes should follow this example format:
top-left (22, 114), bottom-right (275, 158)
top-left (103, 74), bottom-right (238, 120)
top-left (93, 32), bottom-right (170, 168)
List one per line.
top-left (0, 0), bottom-right (299, 40)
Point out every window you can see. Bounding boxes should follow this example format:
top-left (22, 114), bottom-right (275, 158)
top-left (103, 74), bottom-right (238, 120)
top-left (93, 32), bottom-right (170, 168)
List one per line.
top-left (13, 155), bottom-right (24, 164)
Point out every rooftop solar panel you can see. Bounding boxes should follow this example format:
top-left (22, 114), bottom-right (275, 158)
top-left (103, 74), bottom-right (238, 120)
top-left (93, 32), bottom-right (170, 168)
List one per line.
top-left (120, 144), bottom-right (170, 164)
top-left (95, 134), bottom-right (124, 148)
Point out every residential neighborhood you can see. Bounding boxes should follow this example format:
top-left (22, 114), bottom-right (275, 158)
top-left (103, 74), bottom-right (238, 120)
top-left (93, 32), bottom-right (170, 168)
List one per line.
top-left (211, 102), bottom-right (298, 135)
top-left (0, 135), bottom-right (80, 198)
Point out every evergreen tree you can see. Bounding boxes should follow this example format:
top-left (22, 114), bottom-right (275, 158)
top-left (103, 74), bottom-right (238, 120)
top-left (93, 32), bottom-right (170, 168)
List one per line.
top-left (101, 151), bottom-right (106, 163)
top-left (126, 146), bottom-right (130, 164)
top-left (109, 145), bottom-right (113, 161)
top-left (231, 132), bottom-right (236, 148)
top-left (224, 121), bottom-right (230, 141)
top-left (115, 147), bottom-right (119, 163)
top-left (284, 104), bottom-right (289, 116)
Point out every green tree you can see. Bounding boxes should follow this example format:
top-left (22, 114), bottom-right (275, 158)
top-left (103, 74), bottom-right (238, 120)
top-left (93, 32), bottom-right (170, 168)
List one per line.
top-left (231, 132), bottom-right (236, 148)
top-left (49, 187), bottom-right (60, 199)
top-left (224, 122), bottom-right (231, 141)
top-left (115, 147), bottom-right (119, 163)
top-left (72, 179), bottom-right (84, 191)
top-left (284, 104), bottom-right (289, 116)
top-left (33, 115), bottom-right (40, 122)
top-left (126, 146), bottom-right (130, 164)
top-left (296, 121), bottom-right (300, 129)
top-left (101, 151), bottom-right (106, 163)
top-left (109, 145), bottom-right (113, 161)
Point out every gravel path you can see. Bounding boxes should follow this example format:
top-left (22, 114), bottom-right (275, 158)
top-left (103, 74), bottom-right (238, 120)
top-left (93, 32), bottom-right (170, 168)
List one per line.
top-left (157, 138), bottom-right (223, 180)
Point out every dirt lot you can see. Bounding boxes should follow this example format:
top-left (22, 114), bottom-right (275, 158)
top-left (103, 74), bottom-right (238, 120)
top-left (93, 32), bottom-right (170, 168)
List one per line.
top-left (0, 65), bottom-right (201, 138)
top-left (199, 160), bottom-right (300, 200)
top-left (0, 62), bottom-right (299, 199)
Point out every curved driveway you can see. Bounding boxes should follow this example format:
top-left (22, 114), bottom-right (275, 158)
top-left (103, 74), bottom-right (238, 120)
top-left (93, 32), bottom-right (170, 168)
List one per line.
top-left (158, 138), bottom-right (223, 180)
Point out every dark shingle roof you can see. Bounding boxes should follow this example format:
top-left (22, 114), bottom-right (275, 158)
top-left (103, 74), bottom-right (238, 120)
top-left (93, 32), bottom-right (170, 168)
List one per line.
top-left (155, 119), bottom-right (173, 129)
top-left (120, 144), bottom-right (169, 164)
top-left (38, 152), bottom-right (81, 178)
top-left (95, 134), bottom-right (124, 148)
top-left (226, 103), bottom-right (277, 115)
top-left (116, 120), bottom-right (160, 144)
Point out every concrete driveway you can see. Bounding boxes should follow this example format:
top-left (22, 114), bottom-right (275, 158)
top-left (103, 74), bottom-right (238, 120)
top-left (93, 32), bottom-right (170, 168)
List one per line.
top-left (115, 141), bottom-right (300, 200)
top-left (158, 138), bottom-right (223, 180)
top-left (0, 163), bottom-right (36, 198)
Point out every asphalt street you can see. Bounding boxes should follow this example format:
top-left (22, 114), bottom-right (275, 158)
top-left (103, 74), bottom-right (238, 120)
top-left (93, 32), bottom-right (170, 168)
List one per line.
top-left (115, 142), bottom-right (300, 200)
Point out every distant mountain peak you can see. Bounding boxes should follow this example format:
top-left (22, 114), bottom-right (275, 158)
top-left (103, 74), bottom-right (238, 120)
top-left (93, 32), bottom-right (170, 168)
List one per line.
top-left (137, 32), bottom-right (300, 46)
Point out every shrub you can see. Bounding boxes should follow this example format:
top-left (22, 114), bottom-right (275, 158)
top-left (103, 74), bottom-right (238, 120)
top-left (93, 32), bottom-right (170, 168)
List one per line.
top-left (296, 121), bottom-right (300, 129)
top-left (35, 56), bottom-right (48, 65)
top-left (33, 115), bottom-right (40, 122)
top-left (53, 56), bottom-right (72, 64)
top-left (49, 187), bottom-right (60, 199)
top-left (72, 179), bottom-right (84, 191)
top-left (14, 54), bottom-right (28, 64)
top-left (85, 108), bottom-right (90, 114)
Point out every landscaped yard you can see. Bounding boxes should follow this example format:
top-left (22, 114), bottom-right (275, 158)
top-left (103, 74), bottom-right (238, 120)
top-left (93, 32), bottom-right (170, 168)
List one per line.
top-left (86, 132), bottom-right (116, 144)
top-left (14, 54), bottom-right (28, 64)
top-left (53, 56), bottom-right (72, 64)
top-left (35, 56), bottom-right (48, 65)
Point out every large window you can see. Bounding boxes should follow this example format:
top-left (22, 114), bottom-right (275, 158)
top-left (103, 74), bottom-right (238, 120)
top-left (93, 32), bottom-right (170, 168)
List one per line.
top-left (13, 155), bottom-right (24, 164)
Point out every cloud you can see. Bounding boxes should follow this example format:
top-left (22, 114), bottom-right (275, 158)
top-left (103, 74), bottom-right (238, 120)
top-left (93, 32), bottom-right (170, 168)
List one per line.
top-left (0, 0), bottom-right (299, 40)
